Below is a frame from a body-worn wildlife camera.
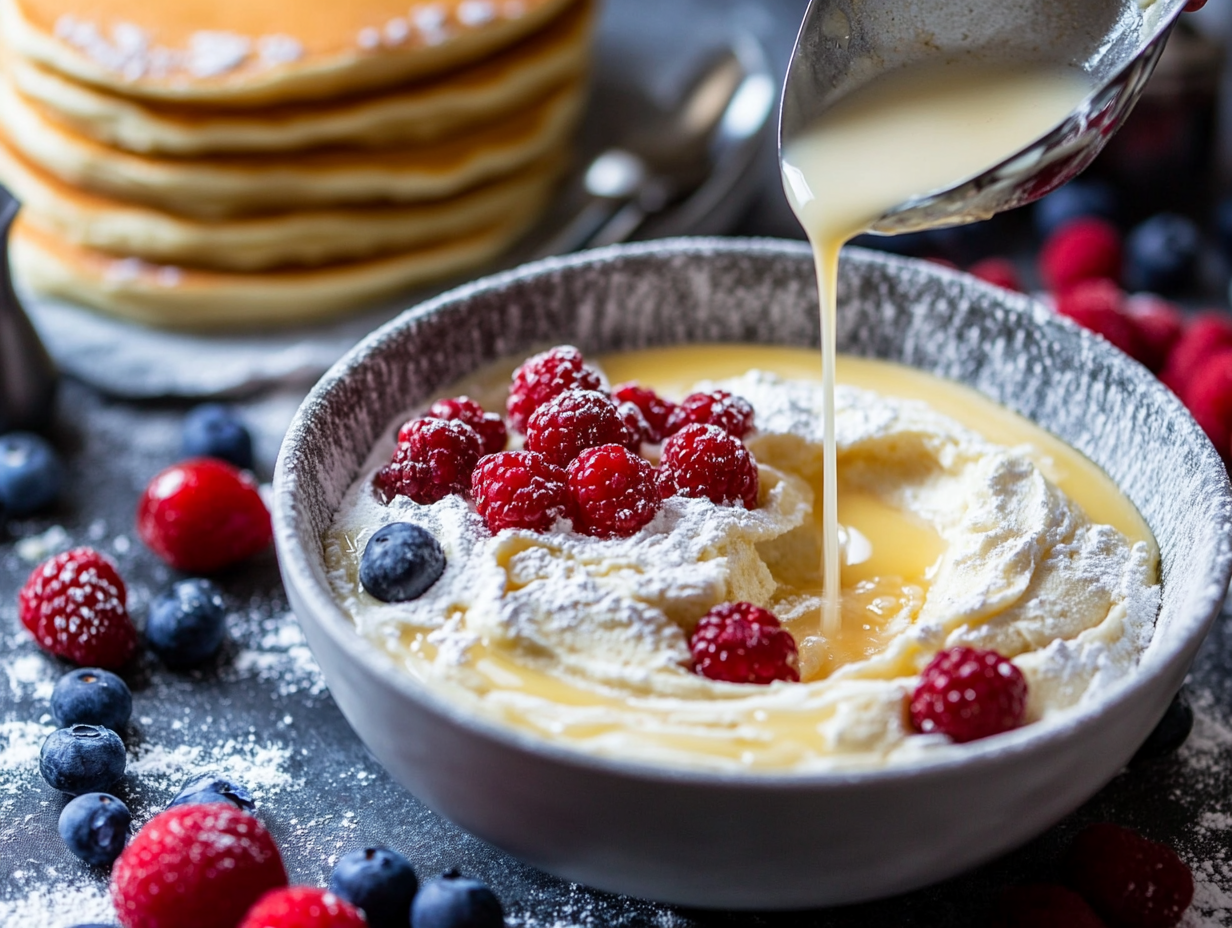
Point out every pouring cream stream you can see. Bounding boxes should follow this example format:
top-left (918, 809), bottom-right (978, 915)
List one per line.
top-left (780, 59), bottom-right (1092, 636)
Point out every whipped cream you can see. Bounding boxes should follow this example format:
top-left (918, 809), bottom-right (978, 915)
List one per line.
top-left (324, 367), bottom-right (1159, 772)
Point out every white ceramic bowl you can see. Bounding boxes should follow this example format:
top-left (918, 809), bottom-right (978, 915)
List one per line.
top-left (272, 238), bottom-right (1232, 909)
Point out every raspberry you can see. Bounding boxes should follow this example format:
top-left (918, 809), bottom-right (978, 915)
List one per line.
top-left (1055, 280), bottom-right (1143, 360)
top-left (239, 888), bottom-right (366, 928)
top-left (990, 884), bottom-right (1107, 928)
top-left (112, 804), bottom-right (287, 928)
top-left (1179, 349), bottom-right (1232, 460)
top-left (1039, 217), bottom-right (1123, 292)
top-left (689, 602), bottom-right (799, 684)
top-left (19, 548), bottom-right (136, 669)
top-left (524, 390), bottom-right (631, 467)
top-left (664, 390), bottom-right (755, 438)
top-left (969, 257), bottom-right (1023, 293)
top-left (616, 401), bottom-right (652, 448)
top-left (1065, 823), bottom-right (1194, 928)
top-left (566, 444), bottom-right (661, 538)
top-left (659, 424), bottom-right (759, 510)
top-left (137, 459), bottom-right (273, 573)
top-left (472, 451), bottom-right (568, 533)
top-left (1159, 313), bottom-right (1232, 396)
top-left (612, 384), bottom-right (676, 442)
top-left (909, 646), bottom-right (1027, 743)
top-left (1125, 294), bottom-right (1185, 374)
top-left (424, 396), bottom-right (507, 456)
top-left (506, 345), bottom-right (603, 433)
top-left (375, 418), bottom-right (482, 505)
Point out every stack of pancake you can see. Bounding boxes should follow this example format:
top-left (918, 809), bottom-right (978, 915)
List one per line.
top-left (0, 0), bottom-right (592, 328)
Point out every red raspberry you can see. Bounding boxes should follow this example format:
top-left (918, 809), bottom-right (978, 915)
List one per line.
top-left (18, 547), bottom-right (136, 669)
top-left (424, 396), bottom-right (507, 456)
top-left (659, 424), bottom-right (759, 510)
top-left (1040, 217), bottom-right (1123, 292)
top-left (506, 345), bottom-right (603, 433)
top-left (1159, 313), bottom-right (1232, 396)
top-left (909, 646), bottom-right (1027, 742)
top-left (566, 444), bottom-right (661, 538)
top-left (969, 257), bottom-right (1023, 293)
top-left (1125, 294), bottom-right (1185, 374)
top-left (1180, 349), bottom-right (1232, 460)
top-left (239, 887), bottom-right (366, 928)
top-left (664, 390), bottom-right (755, 438)
top-left (990, 884), bottom-right (1108, 928)
top-left (616, 401), bottom-right (652, 448)
top-left (689, 602), bottom-right (799, 684)
top-left (375, 418), bottom-right (482, 505)
top-left (612, 384), bottom-right (676, 442)
top-left (137, 459), bottom-right (273, 573)
top-left (112, 803), bottom-right (287, 928)
top-left (524, 390), bottom-right (631, 467)
top-left (1065, 823), bottom-right (1193, 928)
top-left (1055, 280), bottom-right (1143, 360)
top-left (472, 450), bottom-right (569, 533)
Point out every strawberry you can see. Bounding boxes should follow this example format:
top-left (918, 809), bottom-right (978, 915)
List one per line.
top-left (239, 887), bottom-right (367, 928)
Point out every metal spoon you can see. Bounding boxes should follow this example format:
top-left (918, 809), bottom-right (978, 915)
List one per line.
top-left (0, 194), bottom-right (58, 434)
top-left (538, 37), bottom-right (774, 256)
top-left (779, 0), bottom-right (1189, 233)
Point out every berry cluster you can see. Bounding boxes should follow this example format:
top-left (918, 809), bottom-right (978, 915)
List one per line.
top-left (373, 346), bottom-right (763, 542)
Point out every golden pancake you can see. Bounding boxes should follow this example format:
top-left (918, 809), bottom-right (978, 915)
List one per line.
top-left (0, 77), bottom-right (584, 217)
top-left (3, 0), bottom-right (592, 154)
top-left (0, 0), bottom-right (578, 106)
top-left (12, 211), bottom-right (543, 328)
top-left (0, 136), bottom-right (563, 270)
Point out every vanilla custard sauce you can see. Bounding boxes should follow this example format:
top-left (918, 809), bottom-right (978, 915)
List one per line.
top-left (782, 60), bottom-right (1093, 635)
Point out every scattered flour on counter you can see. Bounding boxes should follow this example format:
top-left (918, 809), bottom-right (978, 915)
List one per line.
top-left (126, 737), bottom-right (296, 812)
top-left (0, 881), bottom-right (116, 927)
top-left (1176, 691), bottom-right (1232, 928)
top-left (227, 612), bottom-right (327, 698)
top-left (14, 525), bottom-right (70, 563)
top-left (4, 653), bottom-right (55, 702)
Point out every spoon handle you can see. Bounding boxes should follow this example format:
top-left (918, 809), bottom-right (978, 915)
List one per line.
top-left (0, 191), bottom-right (58, 434)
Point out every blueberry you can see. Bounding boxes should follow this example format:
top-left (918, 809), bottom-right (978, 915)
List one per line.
top-left (1034, 179), bottom-right (1120, 238)
top-left (1124, 213), bottom-right (1201, 295)
top-left (39, 725), bottom-right (126, 796)
top-left (360, 523), bottom-right (445, 603)
top-left (411, 871), bottom-right (502, 928)
top-left (51, 668), bottom-right (132, 730)
top-left (182, 404), bottom-right (254, 470)
top-left (58, 792), bottom-right (131, 866)
top-left (168, 772), bottom-right (255, 812)
top-left (146, 579), bottom-right (228, 668)
top-left (0, 431), bottom-right (63, 517)
top-left (1132, 691), bottom-right (1194, 764)
top-left (330, 846), bottom-right (418, 928)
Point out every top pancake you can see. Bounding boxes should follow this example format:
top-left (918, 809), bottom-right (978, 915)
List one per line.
top-left (1, 0), bottom-right (576, 105)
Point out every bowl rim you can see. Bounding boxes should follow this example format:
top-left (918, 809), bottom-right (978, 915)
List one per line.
top-left (273, 235), bottom-right (1232, 789)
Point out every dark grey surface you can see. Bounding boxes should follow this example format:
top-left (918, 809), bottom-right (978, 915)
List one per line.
top-left (3, 244), bottom-right (1232, 923)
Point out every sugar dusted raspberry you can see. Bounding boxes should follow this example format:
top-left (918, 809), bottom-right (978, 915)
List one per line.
top-left (1055, 280), bottom-right (1143, 360)
top-left (659, 424), bottom-right (758, 510)
top-left (524, 390), bottom-right (631, 468)
top-left (612, 384), bottom-right (676, 442)
top-left (616, 401), bottom-right (652, 448)
top-left (424, 396), bottom-right (508, 456)
top-left (990, 884), bottom-right (1107, 928)
top-left (1040, 217), bottom-right (1123, 292)
top-left (969, 257), bottom-right (1024, 292)
top-left (909, 646), bottom-right (1027, 743)
top-left (1065, 823), bottom-right (1193, 928)
top-left (1180, 350), bottom-right (1232, 460)
top-left (376, 418), bottom-right (482, 505)
top-left (137, 459), bottom-right (273, 573)
top-left (664, 390), bottom-right (755, 438)
top-left (506, 345), bottom-right (603, 433)
top-left (1159, 313), bottom-right (1232, 396)
top-left (112, 804), bottom-right (287, 928)
top-left (472, 450), bottom-right (568, 533)
top-left (1125, 294), bottom-right (1185, 374)
top-left (689, 602), bottom-right (799, 684)
top-left (566, 444), bottom-right (661, 538)
top-left (239, 887), bottom-right (367, 928)
top-left (19, 548), bottom-right (136, 669)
